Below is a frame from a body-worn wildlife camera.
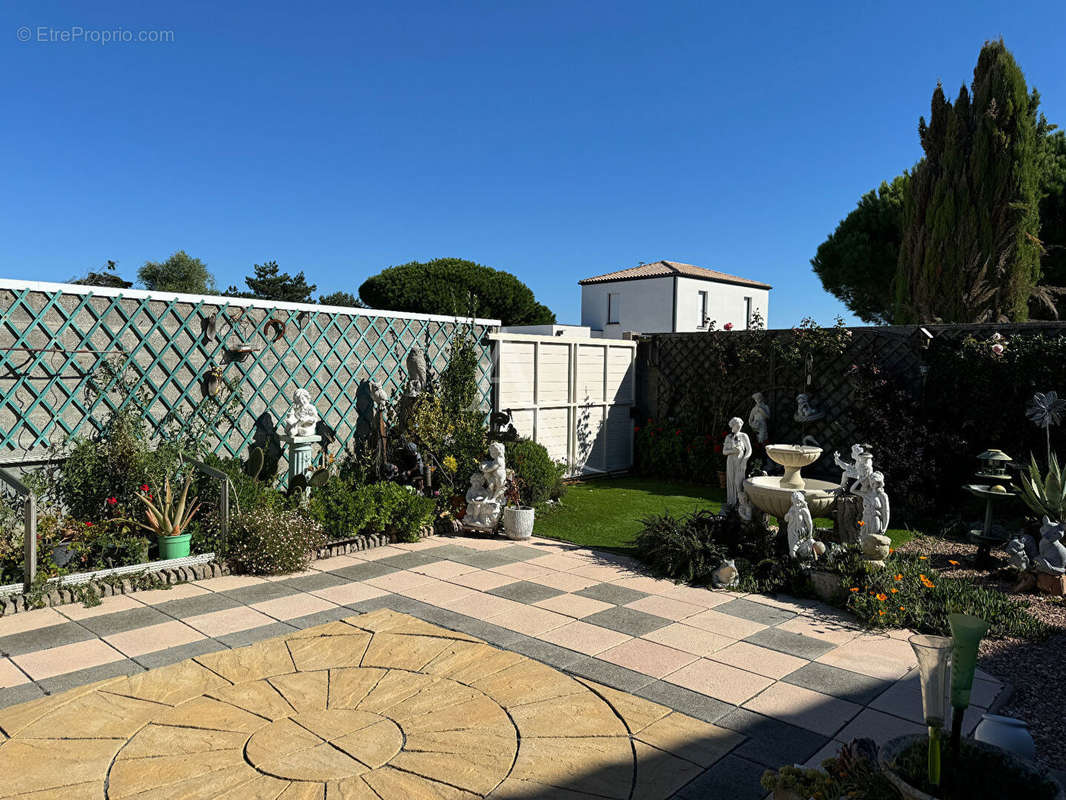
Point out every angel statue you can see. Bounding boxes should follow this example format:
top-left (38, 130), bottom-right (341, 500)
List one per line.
top-left (284, 389), bottom-right (319, 437)
top-left (722, 417), bottom-right (752, 508)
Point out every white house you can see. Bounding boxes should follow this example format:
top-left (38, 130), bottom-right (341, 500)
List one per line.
top-left (578, 260), bottom-right (771, 338)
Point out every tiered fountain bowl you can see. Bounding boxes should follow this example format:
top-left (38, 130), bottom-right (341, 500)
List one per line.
top-left (744, 444), bottom-right (837, 521)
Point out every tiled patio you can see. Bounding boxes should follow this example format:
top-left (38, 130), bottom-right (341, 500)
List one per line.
top-left (0, 535), bottom-right (1005, 799)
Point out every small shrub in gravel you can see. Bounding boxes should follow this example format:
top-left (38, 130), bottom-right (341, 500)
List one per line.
top-left (227, 508), bottom-right (326, 575)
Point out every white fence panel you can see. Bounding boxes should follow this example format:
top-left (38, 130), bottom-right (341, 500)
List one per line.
top-left (492, 333), bottom-right (636, 476)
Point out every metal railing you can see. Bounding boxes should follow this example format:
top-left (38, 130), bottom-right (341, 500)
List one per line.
top-left (0, 467), bottom-right (36, 591)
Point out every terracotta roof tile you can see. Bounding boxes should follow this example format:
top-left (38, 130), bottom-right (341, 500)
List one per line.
top-left (578, 260), bottom-right (771, 289)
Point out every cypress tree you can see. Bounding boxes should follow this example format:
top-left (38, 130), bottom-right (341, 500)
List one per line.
top-left (895, 39), bottom-right (1042, 322)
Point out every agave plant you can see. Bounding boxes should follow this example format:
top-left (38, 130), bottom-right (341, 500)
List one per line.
top-left (1016, 453), bottom-right (1066, 522)
top-left (135, 476), bottom-right (201, 537)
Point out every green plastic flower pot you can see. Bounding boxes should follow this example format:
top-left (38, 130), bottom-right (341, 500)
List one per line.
top-left (158, 533), bottom-right (192, 560)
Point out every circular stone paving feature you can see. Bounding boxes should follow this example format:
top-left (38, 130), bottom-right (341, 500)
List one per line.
top-left (245, 709), bottom-right (403, 781)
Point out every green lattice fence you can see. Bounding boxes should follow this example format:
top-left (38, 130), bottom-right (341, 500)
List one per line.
top-left (0, 281), bottom-right (498, 465)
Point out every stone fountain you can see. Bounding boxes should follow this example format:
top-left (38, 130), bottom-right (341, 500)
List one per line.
top-left (744, 444), bottom-right (836, 527)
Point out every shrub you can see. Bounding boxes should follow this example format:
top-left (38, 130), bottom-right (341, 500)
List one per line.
top-left (356, 483), bottom-right (435, 542)
top-left (193, 454), bottom-right (288, 556)
top-left (505, 439), bottom-right (567, 506)
top-left (308, 475), bottom-right (370, 540)
top-left (227, 508), bottom-right (326, 575)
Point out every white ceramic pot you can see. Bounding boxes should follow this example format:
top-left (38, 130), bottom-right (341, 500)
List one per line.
top-left (974, 714), bottom-right (1037, 760)
top-left (503, 506), bottom-right (534, 540)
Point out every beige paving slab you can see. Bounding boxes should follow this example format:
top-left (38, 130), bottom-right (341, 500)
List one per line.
top-left (105, 619), bottom-right (207, 658)
top-left (743, 681), bottom-right (862, 736)
top-left (834, 707), bottom-right (926, 746)
top-left (193, 574), bottom-right (268, 592)
top-left (447, 569), bottom-right (518, 591)
top-left (57, 593), bottom-right (145, 621)
top-left (12, 638), bottom-right (126, 680)
top-left (410, 559), bottom-right (479, 578)
top-left (364, 569), bottom-right (434, 592)
top-left (396, 578), bottom-right (476, 605)
top-left (184, 606), bottom-right (278, 637)
top-left (309, 581), bottom-right (389, 606)
top-left (489, 605), bottom-right (572, 636)
top-left (524, 553), bottom-right (592, 571)
top-left (488, 561), bottom-right (553, 579)
top-left (635, 711), bottom-right (745, 767)
top-left (533, 592), bottom-right (614, 618)
top-left (709, 641), bottom-right (808, 679)
top-left (569, 563), bottom-right (638, 581)
top-left (625, 594), bottom-right (705, 621)
top-left (775, 613), bottom-right (863, 646)
top-left (251, 593), bottom-right (339, 621)
top-left (665, 658), bottom-right (775, 705)
top-left (816, 633), bottom-right (917, 680)
top-left (525, 571), bottom-right (603, 592)
top-left (611, 576), bottom-right (680, 594)
top-left (537, 619), bottom-right (632, 655)
top-left (597, 638), bottom-right (698, 679)
top-left (391, 536), bottom-right (447, 551)
top-left (0, 657), bottom-right (30, 688)
top-left (0, 606), bottom-right (67, 636)
top-left (656, 583), bottom-right (734, 608)
top-left (444, 591), bottom-right (526, 619)
top-left (128, 582), bottom-right (211, 604)
top-left (349, 545), bottom-right (410, 560)
top-left (308, 555), bottom-right (366, 571)
top-left (683, 608), bottom-right (769, 639)
top-left (641, 622), bottom-right (735, 657)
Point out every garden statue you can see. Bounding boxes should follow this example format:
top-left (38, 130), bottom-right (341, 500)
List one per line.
top-left (748, 392), bottom-right (771, 443)
top-left (1005, 533), bottom-right (1038, 572)
top-left (284, 388), bottom-right (319, 437)
top-left (856, 470), bottom-right (891, 566)
top-left (795, 535), bottom-right (827, 563)
top-left (1034, 517), bottom-right (1066, 575)
top-left (368, 380), bottom-right (390, 409)
top-left (794, 393), bottom-right (825, 423)
top-left (722, 417), bottom-right (752, 508)
top-left (834, 444), bottom-right (870, 493)
top-left (737, 490), bottom-right (752, 522)
top-left (464, 442), bottom-right (508, 531)
top-left (404, 345), bottom-right (428, 398)
top-left (711, 559), bottom-right (739, 589)
top-left (784, 491), bottom-right (814, 559)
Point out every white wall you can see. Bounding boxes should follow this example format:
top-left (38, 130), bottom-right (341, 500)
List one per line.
top-left (580, 277), bottom-right (770, 337)
top-left (493, 332), bottom-right (636, 475)
top-left (581, 280), bottom-right (674, 338)
top-left (674, 276), bottom-right (769, 332)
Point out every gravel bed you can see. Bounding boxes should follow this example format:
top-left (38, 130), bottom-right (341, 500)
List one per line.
top-left (898, 533), bottom-right (1066, 769)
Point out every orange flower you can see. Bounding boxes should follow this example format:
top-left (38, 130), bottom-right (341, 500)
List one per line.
top-left (919, 555), bottom-right (928, 560)
top-left (876, 593), bottom-right (888, 602)
top-left (899, 606), bottom-right (906, 611)
top-left (889, 548), bottom-right (895, 554)
top-left (894, 574), bottom-right (903, 581)
top-left (890, 588), bottom-right (899, 594)
top-left (878, 610), bottom-right (886, 616)
top-left (849, 587), bottom-right (859, 592)
top-left (857, 520), bottom-right (865, 527)
top-left (948, 560), bottom-right (959, 566)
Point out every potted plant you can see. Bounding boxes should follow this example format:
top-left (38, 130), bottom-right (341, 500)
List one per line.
top-left (503, 473), bottom-right (534, 540)
top-left (134, 477), bottom-right (200, 560)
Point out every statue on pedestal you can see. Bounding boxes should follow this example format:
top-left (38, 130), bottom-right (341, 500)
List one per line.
top-left (464, 442), bottom-right (508, 531)
top-left (748, 392), bottom-right (771, 443)
top-left (784, 491), bottom-right (815, 559)
top-left (722, 417), bottom-right (752, 508)
top-left (284, 389), bottom-right (319, 437)
top-left (794, 393), bottom-right (825, 423)
top-left (856, 470), bottom-right (891, 566)
top-left (833, 444), bottom-right (871, 493)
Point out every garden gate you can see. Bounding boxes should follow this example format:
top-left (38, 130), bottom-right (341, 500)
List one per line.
top-left (492, 332), bottom-right (636, 475)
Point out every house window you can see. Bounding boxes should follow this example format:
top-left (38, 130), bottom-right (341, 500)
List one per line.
top-left (744, 297), bottom-right (753, 329)
top-left (698, 291), bottom-right (708, 328)
top-left (607, 293), bottom-right (620, 324)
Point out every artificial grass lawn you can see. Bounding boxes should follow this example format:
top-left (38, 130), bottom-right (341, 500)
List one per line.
top-left (534, 476), bottom-right (915, 552)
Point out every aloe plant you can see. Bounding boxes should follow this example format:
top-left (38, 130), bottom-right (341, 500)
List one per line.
top-left (135, 476), bottom-right (201, 537)
top-left (1016, 453), bottom-right (1066, 522)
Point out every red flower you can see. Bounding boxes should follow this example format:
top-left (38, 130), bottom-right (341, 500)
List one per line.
top-left (634, 426), bottom-right (640, 433)
top-left (85, 521), bottom-right (93, 527)
top-left (723, 322), bottom-right (734, 331)
top-left (675, 429), bottom-right (681, 436)
top-left (106, 497), bottom-right (117, 506)
top-left (139, 484), bottom-right (149, 492)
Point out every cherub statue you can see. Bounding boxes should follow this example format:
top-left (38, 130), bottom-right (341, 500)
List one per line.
top-left (857, 470), bottom-right (890, 537)
top-left (794, 393), bottom-right (825, 423)
top-left (1034, 516), bottom-right (1066, 575)
top-left (748, 392), bottom-right (771, 443)
top-left (833, 444), bottom-right (870, 493)
top-left (482, 442), bottom-right (508, 501)
top-left (722, 417), bottom-right (752, 508)
top-left (464, 442), bottom-right (508, 531)
top-left (284, 388), bottom-right (319, 437)
top-left (784, 491), bottom-right (814, 559)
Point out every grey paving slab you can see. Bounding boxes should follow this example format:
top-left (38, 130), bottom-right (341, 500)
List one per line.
top-left (134, 639), bottom-right (230, 670)
top-left (674, 754), bottom-right (767, 800)
top-left (219, 581), bottom-right (300, 605)
top-left (216, 622), bottom-right (298, 648)
top-left (0, 622), bottom-right (97, 657)
top-left (717, 707), bottom-right (830, 767)
top-left (446, 619), bottom-right (526, 648)
top-left (451, 551), bottom-right (526, 569)
top-left (714, 598), bottom-right (796, 626)
top-left (575, 583), bottom-right (650, 606)
top-left (37, 659), bottom-right (144, 695)
top-left (487, 580), bottom-right (565, 604)
top-left (634, 680), bottom-right (736, 724)
top-left (277, 572), bottom-right (350, 592)
top-left (419, 544), bottom-right (480, 562)
top-left (153, 592), bottom-right (242, 619)
top-left (504, 635), bottom-right (584, 671)
top-left (75, 606), bottom-right (172, 636)
top-left (285, 607), bottom-right (356, 629)
top-left (564, 655), bottom-right (657, 694)
top-left (394, 604), bottom-right (474, 633)
top-left (328, 562), bottom-right (399, 582)
top-left (582, 606), bottom-right (672, 637)
top-left (783, 662), bottom-right (894, 706)
top-left (497, 544), bottom-right (551, 561)
top-left (373, 551), bottom-right (445, 570)
top-left (0, 681), bottom-right (45, 710)
top-left (345, 595), bottom-right (401, 614)
top-left (744, 627), bottom-right (835, 660)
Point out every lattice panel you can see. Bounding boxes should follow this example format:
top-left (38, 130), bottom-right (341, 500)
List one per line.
top-left (0, 287), bottom-right (495, 464)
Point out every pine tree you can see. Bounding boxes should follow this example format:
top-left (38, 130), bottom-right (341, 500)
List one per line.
top-left (895, 39), bottom-right (1042, 322)
top-left (226, 261), bottom-right (316, 303)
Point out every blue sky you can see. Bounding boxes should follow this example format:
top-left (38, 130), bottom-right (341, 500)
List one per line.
top-left (2, 1), bottom-right (1064, 327)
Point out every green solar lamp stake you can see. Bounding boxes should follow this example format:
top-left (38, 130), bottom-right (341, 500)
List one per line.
top-left (909, 634), bottom-right (952, 787)
top-left (948, 613), bottom-right (990, 762)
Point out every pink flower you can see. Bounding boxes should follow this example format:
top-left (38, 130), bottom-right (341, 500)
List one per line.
top-left (991, 332), bottom-right (1003, 342)
top-left (723, 322), bottom-right (734, 331)
top-left (992, 344), bottom-right (1005, 356)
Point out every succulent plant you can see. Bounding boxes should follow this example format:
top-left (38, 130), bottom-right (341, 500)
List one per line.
top-left (134, 476), bottom-right (201, 538)
top-left (1017, 452), bottom-right (1066, 522)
